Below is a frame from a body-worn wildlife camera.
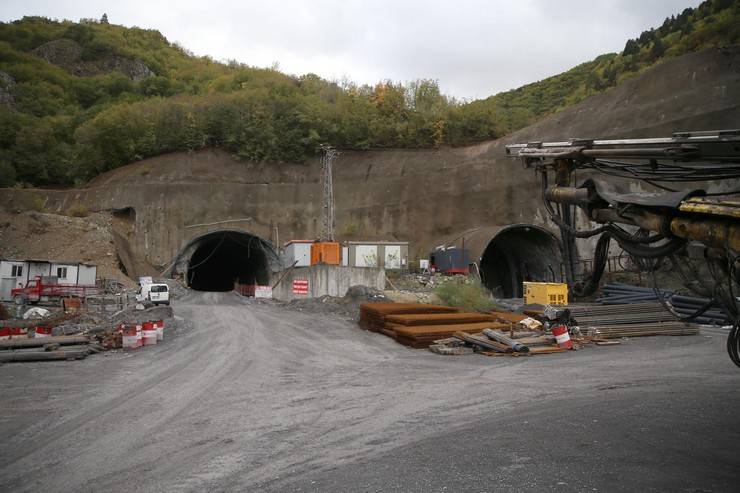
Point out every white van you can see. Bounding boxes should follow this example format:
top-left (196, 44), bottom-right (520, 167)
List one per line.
top-left (136, 283), bottom-right (170, 305)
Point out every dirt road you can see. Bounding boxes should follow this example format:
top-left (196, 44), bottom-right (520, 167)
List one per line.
top-left (1, 291), bottom-right (739, 491)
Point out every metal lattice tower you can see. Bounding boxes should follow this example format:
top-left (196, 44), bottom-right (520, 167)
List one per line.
top-left (319, 145), bottom-right (338, 241)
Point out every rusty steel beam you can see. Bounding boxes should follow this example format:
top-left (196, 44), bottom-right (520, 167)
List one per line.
top-left (544, 186), bottom-right (591, 206)
top-left (589, 208), bottom-right (740, 252)
top-left (679, 197), bottom-right (740, 219)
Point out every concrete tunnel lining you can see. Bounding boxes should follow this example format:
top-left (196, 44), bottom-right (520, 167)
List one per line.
top-left (480, 225), bottom-right (564, 299)
top-left (170, 230), bottom-right (279, 292)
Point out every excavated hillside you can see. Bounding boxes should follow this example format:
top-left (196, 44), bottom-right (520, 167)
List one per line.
top-left (1, 46), bottom-right (739, 282)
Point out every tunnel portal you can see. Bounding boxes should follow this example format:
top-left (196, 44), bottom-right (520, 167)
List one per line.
top-left (479, 225), bottom-right (563, 299)
top-left (182, 231), bottom-right (275, 292)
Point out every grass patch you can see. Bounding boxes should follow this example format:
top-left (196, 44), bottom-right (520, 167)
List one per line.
top-left (435, 278), bottom-right (495, 312)
top-left (30, 196), bottom-right (46, 212)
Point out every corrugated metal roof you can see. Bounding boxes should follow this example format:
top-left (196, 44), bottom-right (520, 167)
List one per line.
top-left (284, 239), bottom-right (316, 246)
top-left (0, 258), bottom-right (97, 266)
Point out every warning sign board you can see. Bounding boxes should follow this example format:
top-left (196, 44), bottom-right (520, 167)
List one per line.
top-left (292, 279), bottom-right (309, 295)
top-left (255, 286), bottom-right (273, 298)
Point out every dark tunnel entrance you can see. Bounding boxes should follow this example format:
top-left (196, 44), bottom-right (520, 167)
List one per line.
top-left (186, 231), bottom-right (273, 292)
top-left (480, 225), bottom-right (564, 299)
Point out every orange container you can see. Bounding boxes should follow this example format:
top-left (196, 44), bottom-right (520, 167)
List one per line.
top-left (311, 242), bottom-right (341, 265)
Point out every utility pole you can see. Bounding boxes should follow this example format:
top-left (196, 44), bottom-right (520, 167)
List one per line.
top-left (319, 144), bottom-right (338, 241)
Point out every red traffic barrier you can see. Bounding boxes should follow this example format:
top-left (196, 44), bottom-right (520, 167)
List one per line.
top-left (552, 325), bottom-right (573, 349)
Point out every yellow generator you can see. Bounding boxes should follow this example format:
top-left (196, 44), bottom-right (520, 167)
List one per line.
top-left (523, 282), bottom-right (568, 305)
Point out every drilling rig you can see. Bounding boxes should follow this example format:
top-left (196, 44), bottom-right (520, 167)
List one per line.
top-left (506, 129), bottom-right (740, 367)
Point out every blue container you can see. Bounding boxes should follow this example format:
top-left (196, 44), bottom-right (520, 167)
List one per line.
top-left (430, 247), bottom-right (470, 274)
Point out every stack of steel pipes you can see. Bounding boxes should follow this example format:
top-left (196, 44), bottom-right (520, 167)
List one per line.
top-left (596, 283), bottom-right (730, 326)
top-left (586, 321), bottom-right (700, 339)
top-left (569, 303), bottom-right (700, 338)
top-left (570, 302), bottom-right (675, 325)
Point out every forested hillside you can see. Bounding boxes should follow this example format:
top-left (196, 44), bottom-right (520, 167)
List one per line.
top-left (0, 0), bottom-right (738, 187)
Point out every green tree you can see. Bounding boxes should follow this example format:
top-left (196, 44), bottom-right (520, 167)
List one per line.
top-left (623, 39), bottom-right (640, 55)
top-left (650, 38), bottom-right (666, 60)
top-left (0, 158), bottom-right (16, 187)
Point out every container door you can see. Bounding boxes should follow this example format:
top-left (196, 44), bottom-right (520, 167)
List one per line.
top-left (355, 245), bottom-right (378, 267)
top-left (385, 246), bottom-right (401, 269)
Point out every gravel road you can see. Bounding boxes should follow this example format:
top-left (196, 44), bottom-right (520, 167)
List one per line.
top-left (1, 291), bottom-right (739, 492)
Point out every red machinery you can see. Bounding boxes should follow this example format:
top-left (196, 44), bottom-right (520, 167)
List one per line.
top-left (11, 276), bottom-right (100, 304)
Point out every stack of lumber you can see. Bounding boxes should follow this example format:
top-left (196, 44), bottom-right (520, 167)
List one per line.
top-left (383, 312), bottom-right (502, 348)
top-left (392, 322), bottom-right (509, 348)
top-left (358, 303), bottom-right (459, 332)
top-left (0, 335), bottom-right (104, 363)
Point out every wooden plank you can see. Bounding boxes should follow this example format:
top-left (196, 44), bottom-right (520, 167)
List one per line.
top-left (391, 322), bottom-right (507, 338)
top-left (385, 313), bottom-right (498, 326)
top-left (515, 336), bottom-right (555, 346)
top-left (528, 346), bottom-right (566, 354)
top-left (453, 332), bottom-right (512, 353)
top-left (0, 335), bottom-right (91, 350)
top-left (379, 328), bottom-right (397, 339)
top-left (489, 311), bottom-right (528, 323)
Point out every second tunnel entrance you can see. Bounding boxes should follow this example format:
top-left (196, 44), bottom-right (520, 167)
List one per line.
top-left (479, 225), bottom-right (564, 298)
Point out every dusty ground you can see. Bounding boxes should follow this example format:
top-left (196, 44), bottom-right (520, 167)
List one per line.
top-left (0, 209), bottom-right (134, 287)
top-left (1, 292), bottom-right (739, 491)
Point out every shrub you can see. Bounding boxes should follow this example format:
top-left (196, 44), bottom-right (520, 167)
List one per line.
top-left (66, 201), bottom-right (89, 217)
top-left (435, 278), bottom-right (496, 312)
top-left (25, 193), bottom-right (46, 212)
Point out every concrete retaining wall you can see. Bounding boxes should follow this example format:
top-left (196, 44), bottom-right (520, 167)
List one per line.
top-left (272, 265), bottom-right (385, 301)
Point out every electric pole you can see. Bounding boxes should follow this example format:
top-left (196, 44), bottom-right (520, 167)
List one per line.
top-left (319, 144), bottom-right (338, 241)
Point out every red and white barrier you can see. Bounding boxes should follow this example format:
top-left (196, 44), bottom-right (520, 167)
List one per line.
top-left (155, 319), bottom-right (164, 341)
top-left (552, 325), bottom-right (573, 349)
top-left (34, 326), bottom-right (52, 338)
top-left (142, 321), bottom-right (157, 346)
top-left (9, 327), bottom-right (27, 339)
top-left (0, 327), bottom-right (9, 340)
top-left (135, 324), bottom-right (143, 348)
top-left (122, 324), bottom-right (138, 349)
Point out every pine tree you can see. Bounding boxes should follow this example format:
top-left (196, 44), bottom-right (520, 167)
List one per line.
top-left (100, 13), bottom-right (109, 24)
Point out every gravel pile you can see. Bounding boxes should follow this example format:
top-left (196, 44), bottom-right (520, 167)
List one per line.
top-left (109, 305), bottom-right (174, 325)
top-left (281, 285), bottom-right (389, 320)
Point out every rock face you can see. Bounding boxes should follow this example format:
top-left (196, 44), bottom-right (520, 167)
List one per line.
top-left (1, 47), bottom-right (739, 275)
top-left (32, 39), bottom-right (154, 80)
top-left (0, 71), bottom-right (16, 110)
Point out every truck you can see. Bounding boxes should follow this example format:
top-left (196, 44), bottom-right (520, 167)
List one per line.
top-left (11, 276), bottom-right (101, 305)
top-left (135, 283), bottom-right (170, 305)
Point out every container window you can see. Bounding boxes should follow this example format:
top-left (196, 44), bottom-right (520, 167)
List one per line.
top-left (11, 265), bottom-right (23, 277)
top-left (57, 267), bottom-right (68, 278)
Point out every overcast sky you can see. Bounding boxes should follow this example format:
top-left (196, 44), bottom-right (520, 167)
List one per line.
top-left (1, 0), bottom-right (702, 99)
